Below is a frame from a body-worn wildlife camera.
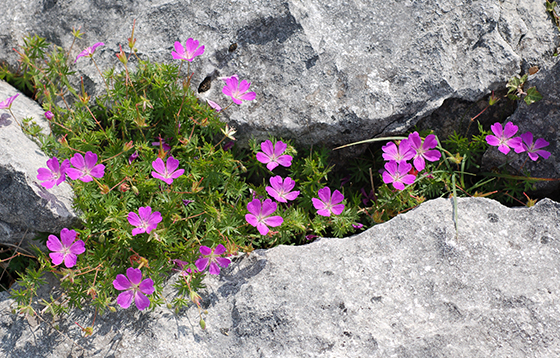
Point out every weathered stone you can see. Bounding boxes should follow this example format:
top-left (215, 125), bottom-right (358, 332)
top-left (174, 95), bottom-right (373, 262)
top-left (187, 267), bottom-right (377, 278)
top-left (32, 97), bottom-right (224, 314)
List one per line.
top-left (482, 60), bottom-right (560, 198)
top-left (0, 0), bottom-right (557, 149)
top-left (0, 81), bottom-right (79, 247)
top-left (1, 197), bottom-right (560, 357)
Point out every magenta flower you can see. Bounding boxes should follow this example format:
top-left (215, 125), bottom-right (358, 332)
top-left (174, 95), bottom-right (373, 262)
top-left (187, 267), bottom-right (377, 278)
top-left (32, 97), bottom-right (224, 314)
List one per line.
top-left (222, 75), bottom-right (256, 105)
top-left (44, 110), bottom-right (54, 120)
top-left (195, 244), bottom-right (231, 275)
top-left (486, 122), bottom-right (523, 155)
top-left (352, 223), bottom-right (364, 229)
top-left (245, 198), bottom-right (284, 235)
top-left (37, 157), bottom-right (70, 189)
top-left (407, 132), bottom-right (442, 171)
top-left (46, 228), bottom-right (85, 268)
top-left (312, 187), bottom-right (345, 217)
top-left (382, 139), bottom-right (415, 163)
top-left (151, 156), bottom-right (184, 185)
top-left (256, 140), bottom-right (293, 171)
top-left (75, 42), bottom-right (104, 62)
top-left (151, 136), bottom-right (171, 151)
top-left (266, 176), bottom-right (300, 203)
top-left (0, 94), bottom-right (19, 110)
top-left (515, 132), bottom-right (551, 161)
top-left (382, 161), bottom-right (416, 190)
top-left (128, 151), bottom-right (139, 165)
top-left (360, 188), bottom-right (376, 205)
top-left (128, 206), bottom-right (162, 236)
top-left (113, 267), bottom-right (155, 310)
top-left (172, 38), bottom-right (205, 62)
top-left (207, 100), bottom-right (222, 112)
top-left (172, 259), bottom-right (199, 277)
top-left (66, 151), bottom-right (105, 182)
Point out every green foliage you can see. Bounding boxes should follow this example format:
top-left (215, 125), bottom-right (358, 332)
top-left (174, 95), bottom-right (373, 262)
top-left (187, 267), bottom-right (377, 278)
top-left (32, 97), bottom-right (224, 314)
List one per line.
top-left (6, 29), bottom-right (551, 333)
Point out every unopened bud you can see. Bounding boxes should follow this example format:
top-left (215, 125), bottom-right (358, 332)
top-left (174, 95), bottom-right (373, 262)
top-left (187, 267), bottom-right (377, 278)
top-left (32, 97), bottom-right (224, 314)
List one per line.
top-left (108, 306), bottom-right (117, 313)
top-left (131, 186), bottom-right (139, 195)
top-left (199, 319), bottom-right (206, 330)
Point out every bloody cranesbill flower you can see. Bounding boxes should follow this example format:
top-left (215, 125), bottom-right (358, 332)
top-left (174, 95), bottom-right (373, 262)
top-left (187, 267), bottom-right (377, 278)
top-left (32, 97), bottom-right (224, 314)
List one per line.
top-left (382, 161), bottom-right (416, 191)
top-left (266, 176), bottom-right (300, 203)
top-left (245, 198), bottom-right (284, 235)
top-left (172, 259), bottom-right (200, 278)
top-left (172, 38), bottom-right (205, 62)
top-left (151, 136), bottom-right (171, 151)
top-left (360, 188), bottom-right (376, 206)
top-left (0, 94), bottom-right (19, 110)
top-left (515, 132), bottom-right (551, 161)
top-left (128, 206), bottom-right (162, 236)
top-left (46, 228), bottom-right (85, 268)
top-left (151, 156), bottom-right (184, 185)
top-left (37, 157), bottom-right (71, 189)
top-left (352, 223), bottom-right (364, 229)
top-left (44, 110), bottom-right (54, 120)
top-left (312, 187), bottom-right (345, 217)
top-left (485, 122), bottom-right (523, 155)
top-left (75, 42), bottom-right (104, 62)
top-left (408, 132), bottom-right (441, 171)
top-left (113, 267), bottom-right (155, 310)
top-left (222, 75), bottom-right (256, 105)
top-left (128, 151), bottom-right (139, 165)
top-left (66, 151), bottom-right (105, 182)
top-left (195, 244), bottom-right (231, 275)
top-left (256, 140), bottom-right (292, 171)
top-left (382, 139), bottom-right (415, 163)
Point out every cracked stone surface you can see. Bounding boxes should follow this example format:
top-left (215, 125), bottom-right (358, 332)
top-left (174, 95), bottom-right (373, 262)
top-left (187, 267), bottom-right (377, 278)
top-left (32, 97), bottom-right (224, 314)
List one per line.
top-left (0, 0), bottom-right (557, 149)
top-left (1, 197), bottom-right (560, 357)
top-left (0, 81), bottom-right (79, 248)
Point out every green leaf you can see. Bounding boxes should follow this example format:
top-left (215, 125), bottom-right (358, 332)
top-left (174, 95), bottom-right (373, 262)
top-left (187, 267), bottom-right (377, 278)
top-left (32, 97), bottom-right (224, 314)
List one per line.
top-left (524, 87), bottom-right (543, 105)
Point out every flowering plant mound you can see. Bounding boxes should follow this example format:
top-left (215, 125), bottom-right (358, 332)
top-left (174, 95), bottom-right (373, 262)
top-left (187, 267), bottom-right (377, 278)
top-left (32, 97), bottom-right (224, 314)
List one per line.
top-left (9, 30), bottom-right (362, 333)
top-left (6, 28), bottom-right (551, 336)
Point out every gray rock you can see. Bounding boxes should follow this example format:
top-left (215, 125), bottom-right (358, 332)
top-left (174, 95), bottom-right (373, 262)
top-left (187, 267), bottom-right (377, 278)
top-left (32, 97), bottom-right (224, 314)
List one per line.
top-left (2, 197), bottom-right (560, 357)
top-left (0, 81), bottom-right (79, 247)
top-left (0, 0), bottom-right (557, 148)
top-left (482, 60), bottom-right (560, 198)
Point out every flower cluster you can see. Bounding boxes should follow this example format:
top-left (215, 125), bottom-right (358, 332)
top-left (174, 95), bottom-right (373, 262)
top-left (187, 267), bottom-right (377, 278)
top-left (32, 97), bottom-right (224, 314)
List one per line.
top-left (246, 140), bottom-right (345, 237)
top-left (37, 152), bottom-right (105, 188)
top-left (381, 132), bottom-right (441, 190)
top-left (485, 122), bottom-right (550, 161)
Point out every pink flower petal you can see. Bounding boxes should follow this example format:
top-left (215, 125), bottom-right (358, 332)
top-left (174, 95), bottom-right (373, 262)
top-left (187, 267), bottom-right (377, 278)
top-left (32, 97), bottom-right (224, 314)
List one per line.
top-left (134, 291), bottom-right (151, 310)
top-left (49, 252), bottom-right (64, 266)
top-left (213, 244), bottom-right (226, 255)
top-left (128, 212), bottom-right (142, 227)
top-left (208, 262), bottom-right (221, 275)
top-left (126, 268), bottom-right (143, 285)
top-left (195, 257), bottom-right (209, 271)
top-left (256, 223), bottom-right (270, 235)
top-left (63, 253), bottom-right (78, 268)
top-left (60, 228), bottom-right (77, 247)
top-left (117, 291), bottom-right (134, 309)
top-left (69, 240), bottom-right (85, 255)
top-left (46, 234), bottom-right (63, 252)
top-left (113, 274), bottom-right (132, 290)
top-left (139, 278), bottom-right (155, 295)
top-left (199, 246), bottom-right (212, 256)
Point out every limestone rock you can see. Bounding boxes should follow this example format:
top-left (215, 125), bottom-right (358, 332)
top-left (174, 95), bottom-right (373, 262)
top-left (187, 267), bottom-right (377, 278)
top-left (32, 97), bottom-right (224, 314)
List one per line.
top-left (1, 197), bottom-right (560, 357)
top-left (482, 60), bottom-right (560, 198)
top-left (0, 0), bottom-right (557, 148)
top-left (0, 81), bottom-right (79, 247)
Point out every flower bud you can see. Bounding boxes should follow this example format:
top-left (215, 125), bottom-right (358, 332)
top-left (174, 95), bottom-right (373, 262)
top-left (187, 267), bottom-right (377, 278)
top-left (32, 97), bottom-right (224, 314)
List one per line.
top-left (131, 186), bottom-right (139, 195)
top-left (199, 319), bottom-right (206, 330)
top-left (108, 306), bottom-right (117, 313)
